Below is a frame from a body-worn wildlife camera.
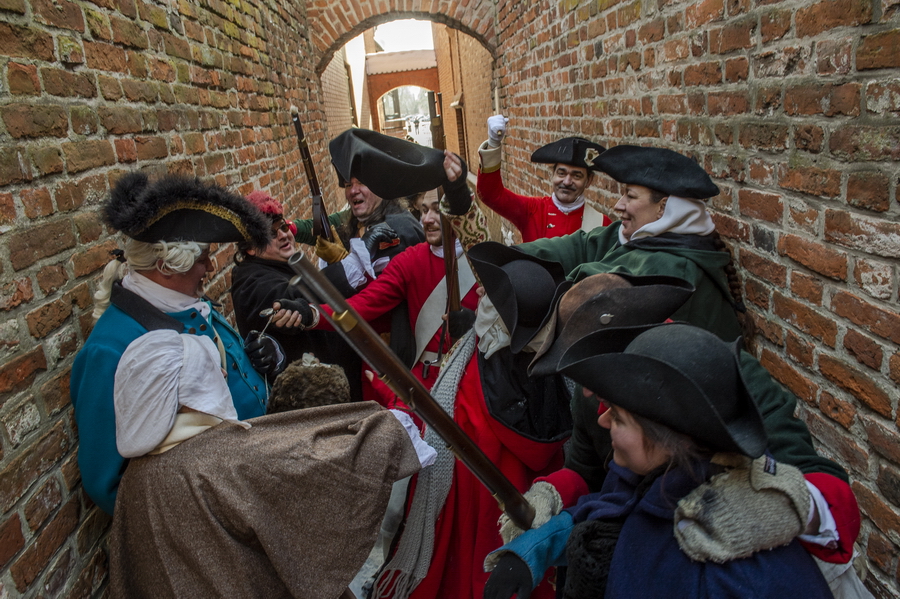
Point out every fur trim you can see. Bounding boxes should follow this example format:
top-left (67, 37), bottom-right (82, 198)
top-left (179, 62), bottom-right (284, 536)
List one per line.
top-left (267, 360), bottom-right (351, 414)
top-left (245, 190), bottom-right (284, 217)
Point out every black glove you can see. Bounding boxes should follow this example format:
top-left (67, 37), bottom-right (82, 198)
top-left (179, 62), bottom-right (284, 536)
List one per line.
top-left (443, 154), bottom-right (471, 215)
top-left (362, 222), bottom-right (401, 258)
top-left (275, 298), bottom-right (315, 328)
top-left (483, 553), bottom-right (533, 599)
top-left (244, 331), bottom-right (286, 377)
top-left (447, 308), bottom-right (476, 339)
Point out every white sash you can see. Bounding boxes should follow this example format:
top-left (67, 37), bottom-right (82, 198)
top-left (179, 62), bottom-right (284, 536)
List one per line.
top-left (413, 257), bottom-right (476, 363)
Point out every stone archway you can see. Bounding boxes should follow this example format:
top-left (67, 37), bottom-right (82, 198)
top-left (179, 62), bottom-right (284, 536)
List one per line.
top-left (367, 69), bottom-right (440, 132)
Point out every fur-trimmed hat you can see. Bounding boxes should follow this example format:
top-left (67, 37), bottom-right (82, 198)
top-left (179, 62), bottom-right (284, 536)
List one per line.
top-left (329, 128), bottom-right (447, 200)
top-left (559, 323), bottom-right (767, 457)
top-left (594, 145), bottom-right (720, 199)
top-left (104, 172), bottom-right (270, 247)
top-left (531, 137), bottom-right (606, 172)
top-left (245, 190), bottom-right (297, 236)
top-left (528, 273), bottom-right (695, 376)
top-left (468, 241), bottom-right (572, 354)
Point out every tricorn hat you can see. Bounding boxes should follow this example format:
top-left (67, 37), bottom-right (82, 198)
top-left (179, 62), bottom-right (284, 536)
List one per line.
top-left (594, 145), bottom-right (720, 199)
top-left (559, 323), bottom-right (767, 457)
top-left (104, 172), bottom-right (271, 247)
top-left (531, 137), bottom-right (606, 172)
top-left (528, 273), bottom-right (695, 377)
top-left (468, 241), bottom-right (572, 354)
top-left (329, 128), bottom-right (447, 200)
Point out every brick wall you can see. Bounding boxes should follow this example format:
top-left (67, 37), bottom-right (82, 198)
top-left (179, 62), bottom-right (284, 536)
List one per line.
top-left (1, 0), bottom-right (898, 596)
top-left (322, 46), bottom-right (355, 137)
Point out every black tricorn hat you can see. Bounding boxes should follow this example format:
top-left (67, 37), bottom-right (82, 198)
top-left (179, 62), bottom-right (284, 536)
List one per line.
top-left (329, 128), bottom-right (447, 200)
top-left (528, 273), bottom-right (695, 377)
top-left (468, 241), bottom-right (572, 354)
top-left (559, 323), bottom-right (767, 457)
top-left (595, 145), bottom-right (720, 199)
top-left (104, 171), bottom-right (271, 247)
top-left (531, 137), bottom-right (606, 171)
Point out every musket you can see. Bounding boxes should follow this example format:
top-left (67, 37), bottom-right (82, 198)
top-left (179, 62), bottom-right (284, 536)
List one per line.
top-left (290, 106), bottom-right (333, 242)
top-left (288, 253), bottom-right (535, 530)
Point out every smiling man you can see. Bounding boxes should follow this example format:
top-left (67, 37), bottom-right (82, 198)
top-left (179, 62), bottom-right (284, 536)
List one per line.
top-left (476, 115), bottom-right (611, 242)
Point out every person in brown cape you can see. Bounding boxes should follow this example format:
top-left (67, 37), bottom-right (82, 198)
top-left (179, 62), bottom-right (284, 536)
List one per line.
top-left (108, 330), bottom-right (431, 599)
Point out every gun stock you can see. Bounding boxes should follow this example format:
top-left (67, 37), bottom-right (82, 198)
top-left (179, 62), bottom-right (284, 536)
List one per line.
top-left (287, 253), bottom-right (535, 530)
top-left (291, 109), bottom-right (332, 242)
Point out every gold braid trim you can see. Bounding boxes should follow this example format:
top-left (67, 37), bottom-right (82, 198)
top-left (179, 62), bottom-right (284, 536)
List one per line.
top-left (136, 201), bottom-right (252, 241)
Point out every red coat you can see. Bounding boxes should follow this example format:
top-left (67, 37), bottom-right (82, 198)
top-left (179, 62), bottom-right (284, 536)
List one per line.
top-left (406, 355), bottom-right (565, 599)
top-left (318, 243), bottom-right (480, 392)
top-left (476, 169), bottom-right (611, 242)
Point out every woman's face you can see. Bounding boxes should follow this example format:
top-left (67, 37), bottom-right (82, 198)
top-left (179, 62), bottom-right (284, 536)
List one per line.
top-left (596, 400), bottom-right (671, 475)
top-left (613, 184), bottom-right (667, 241)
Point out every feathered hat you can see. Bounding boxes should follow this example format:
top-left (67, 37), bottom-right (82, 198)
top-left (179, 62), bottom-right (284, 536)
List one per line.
top-left (104, 171), bottom-right (270, 247)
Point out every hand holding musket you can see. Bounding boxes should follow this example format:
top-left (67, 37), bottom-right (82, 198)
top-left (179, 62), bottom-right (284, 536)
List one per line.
top-left (287, 253), bottom-right (535, 531)
top-left (290, 106), bottom-right (333, 242)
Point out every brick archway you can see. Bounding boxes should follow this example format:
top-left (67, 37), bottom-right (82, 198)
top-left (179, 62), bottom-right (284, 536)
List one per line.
top-left (307, 4), bottom-right (497, 76)
top-left (368, 69), bottom-right (440, 132)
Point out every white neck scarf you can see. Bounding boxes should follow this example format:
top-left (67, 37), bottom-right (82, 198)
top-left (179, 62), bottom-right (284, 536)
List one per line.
top-left (618, 195), bottom-right (716, 245)
top-left (473, 294), bottom-right (511, 359)
top-left (122, 271), bottom-right (210, 318)
top-left (552, 193), bottom-right (585, 215)
top-left (428, 239), bottom-right (464, 259)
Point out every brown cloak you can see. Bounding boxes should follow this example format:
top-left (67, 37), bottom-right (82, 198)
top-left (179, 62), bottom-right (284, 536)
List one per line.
top-left (109, 403), bottom-right (421, 599)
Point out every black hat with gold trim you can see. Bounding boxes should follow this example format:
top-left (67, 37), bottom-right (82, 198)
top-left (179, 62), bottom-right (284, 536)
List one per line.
top-left (104, 172), bottom-right (270, 247)
top-left (531, 137), bottom-right (606, 171)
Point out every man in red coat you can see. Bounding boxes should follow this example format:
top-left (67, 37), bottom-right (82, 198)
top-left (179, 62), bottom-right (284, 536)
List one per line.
top-left (476, 115), bottom-right (611, 242)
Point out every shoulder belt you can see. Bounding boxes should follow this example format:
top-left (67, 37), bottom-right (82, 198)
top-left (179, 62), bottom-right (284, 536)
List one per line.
top-left (110, 282), bottom-right (185, 333)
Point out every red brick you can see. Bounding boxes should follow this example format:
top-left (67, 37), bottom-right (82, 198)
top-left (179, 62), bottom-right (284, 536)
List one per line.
top-left (761, 8), bottom-right (791, 42)
top-left (830, 125), bottom-right (900, 161)
top-left (890, 352), bottom-right (900, 386)
top-left (863, 416), bottom-right (900, 464)
top-left (846, 171), bottom-right (890, 212)
top-left (7, 219), bottom-right (77, 271)
top-left (9, 497), bottom-right (79, 591)
top-left (785, 83), bottom-right (860, 116)
top-left (122, 79), bottom-right (158, 103)
top-left (724, 57), bottom-right (748, 82)
top-left (98, 106), bottom-right (142, 134)
top-left (743, 277), bottom-right (770, 310)
top-left (760, 348), bottom-right (817, 402)
top-left (73, 211), bottom-right (104, 243)
top-left (40, 67), bottom-right (96, 98)
top-left (7, 62), bottom-right (39, 95)
top-left (857, 29), bottom-right (900, 69)
top-left (0, 514), bottom-right (25, 569)
top-left (30, 147), bottom-right (64, 177)
top-left (777, 234), bottom-right (847, 280)
top-left (20, 187), bottom-right (53, 219)
top-left (816, 38), bottom-right (853, 75)
top-left (740, 250), bottom-right (787, 285)
top-left (796, 0), bottom-right (872, 37)
top-left (785, 330), bottom-right (814, 366)
top-left (853, 258), bottom-right (892, 300)
top-left (98, 74), bottom-right (123, 100)
top-left (30, 0), bottom-right (84, 31)
top-left (831, 291), bottom-right (900, 344)
top-left (738, 189), bottom-right (782, 222)
top-left (0, 0), bottom-right (25, 12)
top-left (802, 410), bottom-right (868, 473)
top-left (825, 209), bottom-right (900, 259)
top-left (1, 103), bottom-right (68, 139)
top-left (819, 391), bottom-right (856, 429)
top-left (71, 239), bottom-right (118, 277)
top-left (0, 192), bottom-right (14, 226)
top-left (115, 138), bottom-right (137, 163)
top-left (789, 271), bottom-right (823, 305)
top-left (844, 329), bottom-right (883, 370)
top-left (853, 482), bottom-right (900, 538)
top-left (26, 297), bottom-right (73, 339)
top-left (709, 91), bottom-right (747, 115)
top-left (866, 79), bottom-right (900, 114)
top-left (820, 354), bottom-right (891, 416)
top-left (0, 346), bottom-right (47, 396)
top-left (752, 312), bottom-right (784, 346)
top-left (738, 123), bottom-right (788, 151)
top-left (773, 292), bottom-right (837, 346)
top-left (24, 478), bottom-right (62, 532)
top-left (790, 206), bottom-right (818, 237)
top-left (70, 105), bottom-right (98, 136)
top-left (0, 23), bottom-right (54, 61)
top-left (0, 278), bottom-right (34, 312)
top-left (39, 369), bottom-right (70, 415)
top-left (134, 136), bottom-right (169, 160)
top-left (58, 35), bottom-right (83, 64)
top-left (709, 18), bottom-right (755, 53)
top-left (778, 165), bottom-right (841, 198)
top-left (793, 125), bottom-right (825, 153)
top-left (111, 14), bottom-right (148, 48)
top-left (36, 265), bottom-right (67, 295)
top-left (61, 140), bottom-right (115, 173)
top-left (866, 529), bottom-right (895, 574)
top-left (83, 40), bottom-right (127, 72)
top-left (684, 61), bottom-right (722, 86)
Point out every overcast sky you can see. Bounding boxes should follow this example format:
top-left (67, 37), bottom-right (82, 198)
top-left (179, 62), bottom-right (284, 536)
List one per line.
top-left (374, 19), bottom-right (434, 52)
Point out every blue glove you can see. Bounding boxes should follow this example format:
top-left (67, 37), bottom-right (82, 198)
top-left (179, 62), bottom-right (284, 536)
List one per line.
top-left (244, 331), bottom-right (286, 377)
top-left (483, 553), bottom-right (533, 599)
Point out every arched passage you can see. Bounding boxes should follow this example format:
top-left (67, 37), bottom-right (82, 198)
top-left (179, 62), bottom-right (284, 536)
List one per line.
top-left (368, 70), bottom-right (440, 132)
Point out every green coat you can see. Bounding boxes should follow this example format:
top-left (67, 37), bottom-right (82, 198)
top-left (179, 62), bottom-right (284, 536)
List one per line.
top-left (566, 351), bottom-right (849, 491)
top-left (518, 222), bottom-right (741, 341)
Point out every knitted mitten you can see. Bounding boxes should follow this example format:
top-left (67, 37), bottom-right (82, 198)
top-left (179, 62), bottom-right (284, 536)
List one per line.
top-left (497, 481), bottom-right (564, 544)
top-left (563, 518), bottom-right (625, 599)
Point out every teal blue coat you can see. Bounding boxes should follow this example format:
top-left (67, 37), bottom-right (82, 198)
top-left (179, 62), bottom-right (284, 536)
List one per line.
top-left (71, 302), bottom-right (268, 514)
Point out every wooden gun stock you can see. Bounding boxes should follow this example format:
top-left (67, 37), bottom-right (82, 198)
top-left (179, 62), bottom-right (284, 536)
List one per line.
top-left (287, 253), bottom-right (535, 530)
top-left (290, 107), bottom-right (332, 242)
